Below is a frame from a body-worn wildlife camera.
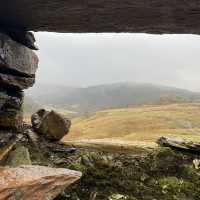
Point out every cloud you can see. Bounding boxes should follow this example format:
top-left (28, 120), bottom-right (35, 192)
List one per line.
top-left (33, 33), bottom-right (200, 92)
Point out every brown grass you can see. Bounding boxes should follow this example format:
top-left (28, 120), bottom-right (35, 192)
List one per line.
top-left (62, 103), bottom-right (200, 148)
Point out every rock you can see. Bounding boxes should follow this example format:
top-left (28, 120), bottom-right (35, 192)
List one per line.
top-left (0, 90), bottom-right (23, 130)
top-left (25, 129), bottom-right (39, 146)
top-left (0, 165), bottom-right (82, 200)
top-left (157, 136), bottom-right (200, 153)
top-left (1, 29), bottom-right (38, 50)
top-left (6, 145), bottom-right (32, 167)
top-left (0, 72), bottom-right (35, 90)
top-left (193, 159), bottom-right (200, 170)
top-left (0, 33), bottom-right (38, 90)
top-left (0, 1), bottom-right (200, 34)
top-left (0, 110), bottom-right (23, 130)
top-left (0, 140), bottom-right (16, 164)
top-left (81, 155), bottom-right (94, 168)
top-left (0, 32), bottom-right (38, 76)
top-left (32, 109), bottom-right (71, 140)
top-left (0, 90), bottom-right (23, 111)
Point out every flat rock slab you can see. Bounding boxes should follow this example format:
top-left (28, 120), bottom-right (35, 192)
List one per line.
top-left (0, 165), bottom-right (82, 200)
top-left (157, 136), bottom-right (200, 154)
top-left (1, 0), bottom-right (200, 34)
top-left (0, 33), bottom-right (38, 76)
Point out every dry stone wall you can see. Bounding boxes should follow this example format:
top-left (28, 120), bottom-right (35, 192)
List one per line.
top-left (0, 32), bottom-right (38, 130)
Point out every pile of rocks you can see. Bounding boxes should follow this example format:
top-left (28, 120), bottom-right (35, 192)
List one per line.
top-left (0, 32), bottom-right (38, 130)
top-left (0, 31), bottom-right (81, 200)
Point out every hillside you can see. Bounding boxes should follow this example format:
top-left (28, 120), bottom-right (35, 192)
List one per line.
top-left (63, 103), bottom-right (200, 147)
top-left (27, 82), bottom-right (200, 115)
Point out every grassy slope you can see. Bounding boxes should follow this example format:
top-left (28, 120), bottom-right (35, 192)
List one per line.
top-left (63, 103), bottom-right (200, 146)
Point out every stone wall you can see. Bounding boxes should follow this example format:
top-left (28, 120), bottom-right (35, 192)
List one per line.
top-left (0, 33), bottom-right (38, 130)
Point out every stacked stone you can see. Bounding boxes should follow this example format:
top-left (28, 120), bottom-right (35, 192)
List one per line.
top-left (0, 32), bottom-right (38, 130)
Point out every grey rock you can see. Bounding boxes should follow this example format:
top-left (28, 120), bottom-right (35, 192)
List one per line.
top-left (0, 90), bottom-right (23, 111)
top-left (0, 90), bottom-right (23, 130)
top-left (0, 72), bottom-right (35, 90)
top-left (0, 32), bottom-right (38, 76)
top-left (1, 29), bottom-right (38, 50)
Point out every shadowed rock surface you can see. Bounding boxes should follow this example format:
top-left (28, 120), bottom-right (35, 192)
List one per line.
top-left (0, 89), bottom-right (23, 130)
top-left (0, 32), bottom-right (38, 130)
top-left (0, 165), bottom-right (81, 200)
top-left (0, 1), bottom-right (200, 34)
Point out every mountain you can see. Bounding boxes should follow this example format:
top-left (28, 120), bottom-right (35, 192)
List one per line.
top-left (26, 82), bottom-right (200, 114)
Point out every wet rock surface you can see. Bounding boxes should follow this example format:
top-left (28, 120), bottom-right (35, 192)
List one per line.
top-left (32, 109), bottom-right (71, 141)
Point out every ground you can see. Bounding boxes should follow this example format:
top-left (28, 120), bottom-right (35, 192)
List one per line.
top-left (62, 103), bottom-right (200, 149)
top-left (54, 147), bottom-right (200, 200)
top-left (23, 103), bottom-right (200, 199)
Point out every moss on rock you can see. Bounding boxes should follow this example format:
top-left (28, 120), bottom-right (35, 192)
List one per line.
top-left (54, 147), bottom-right (200, 200)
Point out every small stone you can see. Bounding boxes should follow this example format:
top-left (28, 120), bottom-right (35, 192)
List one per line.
top-left (193, 159), bottom-right (200, 170)
top-left (32, 109), bottom-right (71, 140)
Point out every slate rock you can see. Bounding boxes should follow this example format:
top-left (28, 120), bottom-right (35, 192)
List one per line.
top-left (0, 72), bottom-right (35, 90)
top-left (0, 32), bottom-right (38, 76)
top-left (0, 90), bottom-right (23, 130)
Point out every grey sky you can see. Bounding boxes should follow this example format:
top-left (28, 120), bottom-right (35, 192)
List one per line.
top-left (34, 33), bottom-right (200, 92)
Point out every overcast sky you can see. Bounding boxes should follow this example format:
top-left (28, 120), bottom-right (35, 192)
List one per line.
top-left (34, 33), bottom-right (200, 92)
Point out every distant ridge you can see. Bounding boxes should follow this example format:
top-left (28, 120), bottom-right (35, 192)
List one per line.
top-left (26, 82), bottom-right (200, 114)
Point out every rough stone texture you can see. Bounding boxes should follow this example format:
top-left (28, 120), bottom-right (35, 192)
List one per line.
top-left (0, 33), bottom-right (38, 90)
top-left (0, 141), bottom-right (15, 164)
top-left (0, 90), bottom-right (23, 130)
top-left (0, 32), bottom-right (38, 130)
top-left (0, 165), bottom-right (82, 200)
top-left (32, 109), bottom-right (71, 140)
top-left (6, 145), bottom-right (32, 167)
top-left (0, 90), bottom-right (23, 111)
top-left (0, 73), bottom-right (35, 90)
top-left (0, 110), bottom-right (23, 130)
top-left (0, 1), bottom-right (200, 34)
top-left (0, 33), bottom-right (38, 76)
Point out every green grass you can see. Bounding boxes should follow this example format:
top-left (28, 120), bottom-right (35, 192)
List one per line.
top-left (63, 103), bottom-right (200, 146)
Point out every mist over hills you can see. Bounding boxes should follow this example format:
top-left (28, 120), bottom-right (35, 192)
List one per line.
top-left (26, 82), bottom-right (200, 114)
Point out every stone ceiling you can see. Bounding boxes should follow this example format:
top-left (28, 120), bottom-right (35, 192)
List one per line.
top-left (1, 0), bottom-right (200, 33)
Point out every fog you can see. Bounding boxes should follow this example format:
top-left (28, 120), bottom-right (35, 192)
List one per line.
top-left (33, 33), bottom-right (200, 92)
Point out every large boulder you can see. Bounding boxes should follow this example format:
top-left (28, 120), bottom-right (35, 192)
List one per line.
top-left (0, 165), bottom-right (81, 200)
top-left (32, 109), bottom-right (71, 140)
